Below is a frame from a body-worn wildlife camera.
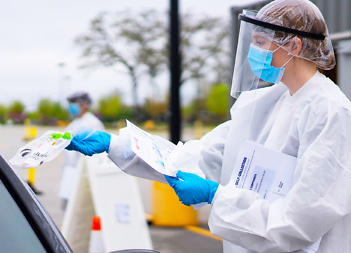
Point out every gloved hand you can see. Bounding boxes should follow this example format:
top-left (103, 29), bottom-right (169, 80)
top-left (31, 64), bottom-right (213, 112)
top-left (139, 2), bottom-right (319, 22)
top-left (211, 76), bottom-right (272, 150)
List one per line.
top-left (65, 129), bottom-right (111, 156)
top-left (164, 171), bottom-right (219, 206)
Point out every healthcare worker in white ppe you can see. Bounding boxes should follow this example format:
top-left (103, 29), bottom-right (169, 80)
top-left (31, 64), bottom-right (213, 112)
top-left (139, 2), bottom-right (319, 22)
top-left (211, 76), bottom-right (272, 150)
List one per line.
top-left (58, 91), bottom-right (105, 210)
top-left (66, 0), bottom-right (351, 252)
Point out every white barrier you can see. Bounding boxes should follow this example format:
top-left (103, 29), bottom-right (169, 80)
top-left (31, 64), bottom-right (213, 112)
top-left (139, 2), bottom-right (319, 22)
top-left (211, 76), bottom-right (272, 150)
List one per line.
top-left (62, 154), bottom-right (152, 253)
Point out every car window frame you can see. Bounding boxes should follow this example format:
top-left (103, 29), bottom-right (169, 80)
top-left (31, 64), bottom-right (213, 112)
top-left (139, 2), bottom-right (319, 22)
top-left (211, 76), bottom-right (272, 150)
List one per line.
top-left (0, 154), bottom-right (72, 253)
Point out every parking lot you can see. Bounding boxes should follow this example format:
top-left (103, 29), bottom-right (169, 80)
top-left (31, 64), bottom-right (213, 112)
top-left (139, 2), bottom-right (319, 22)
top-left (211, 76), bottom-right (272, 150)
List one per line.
top-left (0, 124), bottom-right (222, 253)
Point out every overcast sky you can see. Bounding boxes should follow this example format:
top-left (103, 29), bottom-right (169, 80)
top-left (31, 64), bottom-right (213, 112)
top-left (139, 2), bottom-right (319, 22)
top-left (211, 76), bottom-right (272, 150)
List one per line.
top-left (0, 0), bottom-right (264, 111)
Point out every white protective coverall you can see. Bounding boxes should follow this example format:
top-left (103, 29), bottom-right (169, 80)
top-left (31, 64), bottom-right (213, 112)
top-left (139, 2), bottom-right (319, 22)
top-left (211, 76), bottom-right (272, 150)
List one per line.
top-left (108, 71), bottom-right (351, 252)
top-left (58, 112), bottom-right (105, 200)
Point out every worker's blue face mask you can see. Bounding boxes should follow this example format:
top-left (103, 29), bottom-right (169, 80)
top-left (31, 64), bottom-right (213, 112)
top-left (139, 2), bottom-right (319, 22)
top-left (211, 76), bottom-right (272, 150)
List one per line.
top-left (248, 43), bottom-right (292, 84)
top-left (69, 103), bottom-right (80, 117)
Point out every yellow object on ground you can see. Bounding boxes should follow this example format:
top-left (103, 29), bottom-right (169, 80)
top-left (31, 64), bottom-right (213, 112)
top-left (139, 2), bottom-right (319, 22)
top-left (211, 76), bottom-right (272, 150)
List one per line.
top-left (152, 181), bottom-right (198, 226)
top-left (24, 119), bottom-right (38, 142)
top-left (57, 120), bottom-right (69, 127)
top-left (23, 119), bottom-right (38, 186)
top-left (185, 225), bottom-right (222, 241)
top-left (28, 167), bottom-right (36, 185)
top-left (30, 127), bottom-right (37, 139)
top-left (144, 120), bottom-right (155, 130)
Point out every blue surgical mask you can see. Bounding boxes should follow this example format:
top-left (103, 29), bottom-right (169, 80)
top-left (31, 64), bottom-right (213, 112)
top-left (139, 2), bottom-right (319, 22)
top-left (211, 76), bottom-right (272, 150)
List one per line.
top-left (69, 103), bottom-right (80, 117)
top-left (248, 43), bottom-right (292, 84)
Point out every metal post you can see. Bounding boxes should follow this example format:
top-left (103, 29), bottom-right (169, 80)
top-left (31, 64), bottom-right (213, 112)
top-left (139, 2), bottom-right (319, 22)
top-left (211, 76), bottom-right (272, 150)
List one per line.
top-left (169, 0), bottom-right (181, 143)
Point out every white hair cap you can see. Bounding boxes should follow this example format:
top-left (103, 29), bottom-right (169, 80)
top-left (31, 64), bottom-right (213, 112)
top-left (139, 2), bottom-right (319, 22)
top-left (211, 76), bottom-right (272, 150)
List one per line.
top-left (256, 0), bottom-right (335, 70)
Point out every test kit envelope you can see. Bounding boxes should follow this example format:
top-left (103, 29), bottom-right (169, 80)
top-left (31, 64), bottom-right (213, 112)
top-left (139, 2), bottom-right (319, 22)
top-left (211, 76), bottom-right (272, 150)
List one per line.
top-left (10, 131), bottom-right (72, 168)
top-left (232, 141), bottom-right (296, 202)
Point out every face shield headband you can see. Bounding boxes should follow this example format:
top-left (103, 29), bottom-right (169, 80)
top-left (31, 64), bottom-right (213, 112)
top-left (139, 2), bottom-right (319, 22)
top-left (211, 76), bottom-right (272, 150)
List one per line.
top-left (238, 14), bottom-right (325, 41)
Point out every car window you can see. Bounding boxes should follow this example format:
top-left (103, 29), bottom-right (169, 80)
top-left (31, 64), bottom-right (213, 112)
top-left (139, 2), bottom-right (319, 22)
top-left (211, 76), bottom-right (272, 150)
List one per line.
top-left (0, 154), bottom-right (72, 253)
top-left (0, 179), bottom-right (46, 253)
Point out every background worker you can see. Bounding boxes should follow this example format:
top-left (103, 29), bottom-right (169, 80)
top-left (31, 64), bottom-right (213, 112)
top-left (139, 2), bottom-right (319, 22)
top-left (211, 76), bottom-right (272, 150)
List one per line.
top-left (58, 91), bottom-right (105, 211)
top-left (65, 0), bottom-right (351, 252)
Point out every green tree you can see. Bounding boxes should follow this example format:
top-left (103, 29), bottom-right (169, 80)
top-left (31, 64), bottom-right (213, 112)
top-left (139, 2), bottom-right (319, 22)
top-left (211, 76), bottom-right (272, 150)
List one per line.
top-left (8, 101), bottom-right (25, 114)
top-left (182, 99), bottom-right (200, 123)
top-left (0, 104), bottom-right (7, 124)
top-left (38, 99), bottom-right (54, 118)
top-left (26, 111), bottom-right (40, 122)
top-left (52, 102), bottom-right (69, 121)
top-left (206, 83), bottom-right (229, 122)
top-left (7, 101), bottom-right (26, 124)
top-left (143, 99), bottom-right (168, 121)
top-left (98, 92), bottom-right (123, 122)
top-left (37, 99), bottom-right (68, 125)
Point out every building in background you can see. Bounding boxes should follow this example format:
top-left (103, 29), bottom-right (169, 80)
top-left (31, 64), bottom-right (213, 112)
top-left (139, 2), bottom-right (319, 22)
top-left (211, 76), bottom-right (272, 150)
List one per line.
top-left (230, 0), bottom-right (351, 99)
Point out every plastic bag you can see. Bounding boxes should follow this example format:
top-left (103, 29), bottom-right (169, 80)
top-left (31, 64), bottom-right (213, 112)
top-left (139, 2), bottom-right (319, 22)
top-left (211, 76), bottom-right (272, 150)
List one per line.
top-left (10, 131), bottom-right (72, 168)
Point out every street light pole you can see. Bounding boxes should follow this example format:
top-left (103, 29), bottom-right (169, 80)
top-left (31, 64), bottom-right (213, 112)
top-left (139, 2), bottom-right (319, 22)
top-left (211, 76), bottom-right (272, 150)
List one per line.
top-left (169, 0), bottom-right (181, 143)
top-left (57, 62), bottom-right (66, 105)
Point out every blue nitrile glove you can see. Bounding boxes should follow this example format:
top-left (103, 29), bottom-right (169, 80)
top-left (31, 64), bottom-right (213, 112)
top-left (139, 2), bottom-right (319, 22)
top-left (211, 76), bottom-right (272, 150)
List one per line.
top-left (164, 171), bottom-right (219, 206)
top-left (65, 129), bottom-right (111, 156)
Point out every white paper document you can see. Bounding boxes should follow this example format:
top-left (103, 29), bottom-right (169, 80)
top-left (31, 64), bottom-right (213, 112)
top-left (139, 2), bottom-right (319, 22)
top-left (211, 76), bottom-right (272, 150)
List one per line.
top-left (232, 141), bottom-right (296, 202)
top-left (232, 141), bottom-right (320, 252)
top-left (127, 120), bottom-right (180, 176)
top-left (126, 120), bottom-right (206, 210)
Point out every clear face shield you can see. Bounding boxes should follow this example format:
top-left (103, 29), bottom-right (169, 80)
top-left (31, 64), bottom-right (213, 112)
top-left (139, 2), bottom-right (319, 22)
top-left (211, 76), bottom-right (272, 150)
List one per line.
top-left (231, 9), bottom-right (328, 98)
top-left (231, 10), bottom-right (276, 98)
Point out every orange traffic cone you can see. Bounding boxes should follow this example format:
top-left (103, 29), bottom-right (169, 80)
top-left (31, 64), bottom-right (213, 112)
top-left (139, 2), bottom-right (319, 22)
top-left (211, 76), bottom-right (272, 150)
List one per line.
top-left (89, 216), bottom-right (104, 253)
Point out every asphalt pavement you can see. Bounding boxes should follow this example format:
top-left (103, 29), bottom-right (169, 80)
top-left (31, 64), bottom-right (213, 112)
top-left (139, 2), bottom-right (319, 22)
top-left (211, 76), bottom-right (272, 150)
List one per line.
top-left (0, 124), bottom-right (222, 253)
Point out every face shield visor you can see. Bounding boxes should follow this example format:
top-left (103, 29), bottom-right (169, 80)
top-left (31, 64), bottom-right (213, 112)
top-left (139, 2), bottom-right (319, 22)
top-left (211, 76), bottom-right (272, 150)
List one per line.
top-left (231, 9), bottom-right (327, 98)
